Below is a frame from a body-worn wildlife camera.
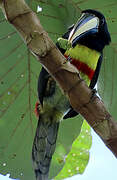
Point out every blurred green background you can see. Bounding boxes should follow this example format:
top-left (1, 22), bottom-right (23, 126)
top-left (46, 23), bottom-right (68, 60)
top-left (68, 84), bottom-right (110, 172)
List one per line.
top-left (0, 0), bottom-right (117, 179)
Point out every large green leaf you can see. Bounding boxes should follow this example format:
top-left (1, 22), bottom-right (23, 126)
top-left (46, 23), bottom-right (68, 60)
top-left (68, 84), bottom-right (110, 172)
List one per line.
top-left (0, 1), bottom-right (87, 180)
top-left (0, 11), bottom-right (40, 180)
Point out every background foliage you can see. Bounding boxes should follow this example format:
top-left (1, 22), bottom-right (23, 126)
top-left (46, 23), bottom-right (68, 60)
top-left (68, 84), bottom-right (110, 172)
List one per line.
top-left (0, 0), bottom-right (117, 179)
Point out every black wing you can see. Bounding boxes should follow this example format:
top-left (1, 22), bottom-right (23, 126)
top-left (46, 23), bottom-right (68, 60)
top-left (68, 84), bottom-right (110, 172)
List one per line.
top-left (38, 67), bottom-right (56, 106)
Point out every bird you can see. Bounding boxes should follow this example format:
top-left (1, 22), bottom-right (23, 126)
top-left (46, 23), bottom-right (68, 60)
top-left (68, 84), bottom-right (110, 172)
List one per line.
top-left (32, 9), bottom-right (111, 180)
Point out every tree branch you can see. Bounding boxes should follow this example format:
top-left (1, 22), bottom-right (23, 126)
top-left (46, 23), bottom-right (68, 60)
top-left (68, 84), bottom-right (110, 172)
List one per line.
top-left (1, 0), bottom-right (117, 157)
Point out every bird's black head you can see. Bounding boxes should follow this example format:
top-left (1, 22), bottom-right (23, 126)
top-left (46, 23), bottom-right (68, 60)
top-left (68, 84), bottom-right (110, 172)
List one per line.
top-left (68, 9), bottom-right (111, 52)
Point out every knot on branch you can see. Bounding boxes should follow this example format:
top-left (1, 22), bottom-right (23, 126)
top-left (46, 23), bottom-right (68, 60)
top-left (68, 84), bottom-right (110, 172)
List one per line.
top-left (66, 79), bottom-right (84, 95)
top-left (27, 31), bottom-right (53, 58)
top-left (81, 94), bottom-right (111, 128)
top-left (2, 0), bottom-right (31, 22)
top-left (68, 79), bottom-right (93, 112)
top-left (51, 60), bottom-right (79, 78)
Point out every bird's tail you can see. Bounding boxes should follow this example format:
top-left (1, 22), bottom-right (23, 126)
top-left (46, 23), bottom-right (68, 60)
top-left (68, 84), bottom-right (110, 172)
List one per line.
top-left (32, 115), bottom-right (59, 180)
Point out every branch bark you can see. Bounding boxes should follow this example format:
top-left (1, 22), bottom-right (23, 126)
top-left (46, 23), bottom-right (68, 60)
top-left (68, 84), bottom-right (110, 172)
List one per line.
top-left (1, 0), bottom-right (117, 157)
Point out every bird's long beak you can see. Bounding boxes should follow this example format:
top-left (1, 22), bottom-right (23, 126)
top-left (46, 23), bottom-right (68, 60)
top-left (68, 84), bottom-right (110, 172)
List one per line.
top-left (68, 13), bottom-right (99, 46)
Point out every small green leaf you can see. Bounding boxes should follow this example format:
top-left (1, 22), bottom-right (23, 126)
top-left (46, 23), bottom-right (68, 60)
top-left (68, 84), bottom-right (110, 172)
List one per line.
top-left (55, 120), bottom-right (92, 180)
